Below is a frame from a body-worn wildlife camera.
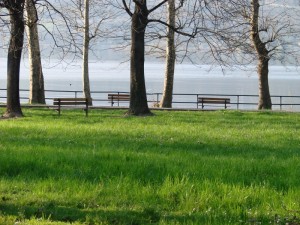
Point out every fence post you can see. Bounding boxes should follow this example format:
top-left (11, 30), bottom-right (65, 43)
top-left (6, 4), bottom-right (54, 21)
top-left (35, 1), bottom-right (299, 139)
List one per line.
top-left (237, 95), bottom-right (240, 110)
top-left (280, 96), bottom-right (282, 110)
top-left (196, 94), bottom-right (199, 109)
top-left (118, 92), bottom-right (120, 106)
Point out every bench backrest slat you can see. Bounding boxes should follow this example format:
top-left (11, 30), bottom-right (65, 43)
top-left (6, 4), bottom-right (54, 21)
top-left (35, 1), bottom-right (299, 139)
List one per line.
top-left (53, 101), bottom-right (87, 106)
top-left (108, 94), bottom-right (130, 97)
top-left (198, 97), bottom-right (230, 101)
top-left (53, 98), bottom-right (87, 102)
top-left (108, 94), bottom-right (130, 99)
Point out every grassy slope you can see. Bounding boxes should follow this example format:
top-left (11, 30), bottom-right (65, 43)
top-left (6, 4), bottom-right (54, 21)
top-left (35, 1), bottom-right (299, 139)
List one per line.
top-left (0, 108), bottom-right (300, 224)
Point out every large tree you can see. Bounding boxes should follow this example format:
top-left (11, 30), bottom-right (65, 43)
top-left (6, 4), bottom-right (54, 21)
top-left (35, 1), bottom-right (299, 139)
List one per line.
top-left (250, 0), bottom-right (271, 109)
top-left (160, 0), bottom-right (175, 108)
top-left (126, 0), bottom-right (150, 115)
top-left (0, 0), bottom-right (25, 118)
top-left (217, 0), bottom-right (300, 110)
top-left (25, 0), bottom-right (46, 104)
top-left (122, 0), bottom-right (197, 115)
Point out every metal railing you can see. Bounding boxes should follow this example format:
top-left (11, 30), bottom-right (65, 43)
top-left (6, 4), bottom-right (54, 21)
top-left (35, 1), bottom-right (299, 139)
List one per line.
top-left (1, 88), bottom-right (300, 111)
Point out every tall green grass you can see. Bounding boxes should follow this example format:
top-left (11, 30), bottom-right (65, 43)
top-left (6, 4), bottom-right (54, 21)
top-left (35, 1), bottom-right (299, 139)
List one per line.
top-left (0, 108), bottom-right (300, 224)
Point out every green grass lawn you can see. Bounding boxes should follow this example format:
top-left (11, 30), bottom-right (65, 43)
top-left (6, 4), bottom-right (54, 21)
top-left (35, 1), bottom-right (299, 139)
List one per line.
top-left (0, 108), bottom-right (300, 225)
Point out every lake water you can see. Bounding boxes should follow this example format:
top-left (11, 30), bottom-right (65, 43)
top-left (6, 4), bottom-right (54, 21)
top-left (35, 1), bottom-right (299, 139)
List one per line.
top-left (1, 58), bottom-right (300, 110)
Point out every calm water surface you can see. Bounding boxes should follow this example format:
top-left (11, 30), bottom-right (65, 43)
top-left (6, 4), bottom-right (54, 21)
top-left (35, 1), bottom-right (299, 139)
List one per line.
top-left (1, 58), bottom-right (300, 110)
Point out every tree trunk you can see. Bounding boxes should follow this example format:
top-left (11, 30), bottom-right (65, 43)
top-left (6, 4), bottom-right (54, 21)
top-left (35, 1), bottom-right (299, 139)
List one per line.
top-left (82, 0), bottom-right (92, 105)
top-left (3, 2), bottom-right (25, 118)
top-left (257, 57), bottom-right (272, 109)
top-left (160, 0), bottom-right (176, 108)
top-left (25, 0), bottom-right (46, 104)
top-left (250, 0), bottom-right (272, 110)
top-left (128, 3), bottom-right (152, 116)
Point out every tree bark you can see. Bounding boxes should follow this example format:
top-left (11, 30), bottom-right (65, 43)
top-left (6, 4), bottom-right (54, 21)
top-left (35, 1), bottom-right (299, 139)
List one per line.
top-left (3, 2), bottom-right (25, 118)
top-left (25, 0), bottom-right (46, 104)
top-left (128, 2), bottom-right (152, 116)
top-left (82, 0), bottom-right (92, 105)
top-left (160, 0), bottom-right (176, 108)
top-left (257, 57), bottom-right (271, 109)
top-left (250, 0), bottom-right (272, 110)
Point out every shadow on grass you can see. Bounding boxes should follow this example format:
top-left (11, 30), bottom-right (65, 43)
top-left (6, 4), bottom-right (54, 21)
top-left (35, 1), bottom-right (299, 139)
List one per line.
top-left (0, 202), bottom-right (202, 224)
top-left (2, 201), bottom-right (297, 225)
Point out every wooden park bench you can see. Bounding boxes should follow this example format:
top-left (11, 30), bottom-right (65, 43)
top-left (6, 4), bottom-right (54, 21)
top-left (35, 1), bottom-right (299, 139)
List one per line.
top-left (198, 97), bottom-right (230, 109)
top-left (53, 98), bottom-right (89, 116)
top-left (108, 94), bottom-right (130, 106)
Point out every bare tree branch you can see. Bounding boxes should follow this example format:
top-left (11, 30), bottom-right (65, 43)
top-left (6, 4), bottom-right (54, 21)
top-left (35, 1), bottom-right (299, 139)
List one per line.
top-left (148, 19), bottom-right (197, 38)
top-left (122, 0), bottom-right (132, 17)
top-left (148, 0), bottom-right (168, 14)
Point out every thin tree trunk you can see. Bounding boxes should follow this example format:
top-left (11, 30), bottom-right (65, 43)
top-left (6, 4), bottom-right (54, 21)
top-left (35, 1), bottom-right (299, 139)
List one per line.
top-left (26, 0), bottom-right (45, 104)
top-left (128, 3), bottom-right (152, 116)
top-left (3, 3), bottom-right (25, 118)
top-left (160, 0), bottom-right (176, 108)
top-left (82, 0), bottom-right (92, 105)
top-left (250, 0), bottom-right (272, 110)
